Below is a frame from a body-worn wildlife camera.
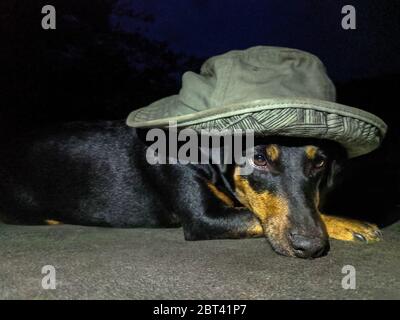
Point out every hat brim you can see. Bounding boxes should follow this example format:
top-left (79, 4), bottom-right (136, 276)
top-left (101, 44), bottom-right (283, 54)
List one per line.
top-left (126, 97), bottom-right (387, 158)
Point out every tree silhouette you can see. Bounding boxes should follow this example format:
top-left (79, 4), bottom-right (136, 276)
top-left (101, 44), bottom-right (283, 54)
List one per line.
top-left (0, 0), bottom-right (202, 130)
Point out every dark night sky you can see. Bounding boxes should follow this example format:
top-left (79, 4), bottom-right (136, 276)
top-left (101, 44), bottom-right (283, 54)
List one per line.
top-left (117, 0), bottom-right (400, 82)
top-left (4, 0), bottom-right (400, 125)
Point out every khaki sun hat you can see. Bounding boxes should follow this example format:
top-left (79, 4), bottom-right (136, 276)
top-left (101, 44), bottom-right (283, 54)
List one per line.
top-left (126, 46), bottom-right (387, 158)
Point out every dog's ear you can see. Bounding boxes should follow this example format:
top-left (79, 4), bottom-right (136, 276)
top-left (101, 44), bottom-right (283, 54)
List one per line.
top-left (326, 158), bottom-right (344, 189)
top-left (318, 140), bottom-right (347, 190)
top-left (325, 144), bottom-right (348, 189)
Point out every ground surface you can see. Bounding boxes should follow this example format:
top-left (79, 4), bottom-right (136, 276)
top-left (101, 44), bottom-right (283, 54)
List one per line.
top-left (0, 222), bottom-right (399, 299)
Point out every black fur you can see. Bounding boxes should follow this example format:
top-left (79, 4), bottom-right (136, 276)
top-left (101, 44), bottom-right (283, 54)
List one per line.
top-left (0, 120), bottom-right (346, 254)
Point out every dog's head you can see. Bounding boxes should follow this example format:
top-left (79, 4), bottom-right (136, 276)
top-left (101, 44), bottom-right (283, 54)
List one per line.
top-left (231, 137), bottom-right (347, 258)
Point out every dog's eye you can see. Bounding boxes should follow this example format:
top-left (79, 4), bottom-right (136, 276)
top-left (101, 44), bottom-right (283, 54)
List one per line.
top-left (253, 154), bottom-right (268, 166)
top-left (314, 159), bottom-right (326, 169)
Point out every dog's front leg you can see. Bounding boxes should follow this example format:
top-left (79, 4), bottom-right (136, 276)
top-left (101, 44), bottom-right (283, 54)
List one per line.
top-left (177, 180), bottom-right (263, 240)
top-left (182, 206), bottom-right (264, 240)
top-left (320, 213), bottom-right (382, 243)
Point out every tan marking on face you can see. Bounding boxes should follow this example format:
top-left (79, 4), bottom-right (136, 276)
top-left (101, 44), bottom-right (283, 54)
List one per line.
top-left (234, 168), bottom-right (292, 253)
top-left (305, 146), bottom-right (318, 160)
top-left (207, 182), bottom-right (235, 207)
top-left (45, 219), bottom-right (62, 225)
top-left (266, 144), bottom-right (280, 162)
top-left (233, 168), bottom-right (288, 222)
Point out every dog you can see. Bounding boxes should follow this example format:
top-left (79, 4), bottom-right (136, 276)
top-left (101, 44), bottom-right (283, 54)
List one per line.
top-left (0, 120), bottom-right (382, 258)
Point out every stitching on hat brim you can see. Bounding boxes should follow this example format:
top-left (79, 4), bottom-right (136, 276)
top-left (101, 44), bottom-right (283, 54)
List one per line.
top-left (126, 98), bottom-right (387, 136)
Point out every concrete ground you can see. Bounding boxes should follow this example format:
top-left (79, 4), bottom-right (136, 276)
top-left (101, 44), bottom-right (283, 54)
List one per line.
top-left (0, 221), bottom-right (399, 299)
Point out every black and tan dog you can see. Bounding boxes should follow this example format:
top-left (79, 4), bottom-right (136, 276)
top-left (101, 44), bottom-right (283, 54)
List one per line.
top-left (0, 120), bottom-right (381, 258)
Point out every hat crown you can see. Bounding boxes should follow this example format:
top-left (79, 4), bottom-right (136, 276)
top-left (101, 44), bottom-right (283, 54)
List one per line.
top-left (127, 45), bottom-right (387, 158)
top-left (179, 46), bottom-right (336, 110)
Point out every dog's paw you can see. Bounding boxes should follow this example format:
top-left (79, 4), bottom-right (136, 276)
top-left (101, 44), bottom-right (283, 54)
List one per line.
top-left (321, 215), bottom-right (382, 243)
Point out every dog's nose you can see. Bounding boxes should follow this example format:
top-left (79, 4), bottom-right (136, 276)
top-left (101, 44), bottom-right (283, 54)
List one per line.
top-left (289, 233), bottom-right (329, 259)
